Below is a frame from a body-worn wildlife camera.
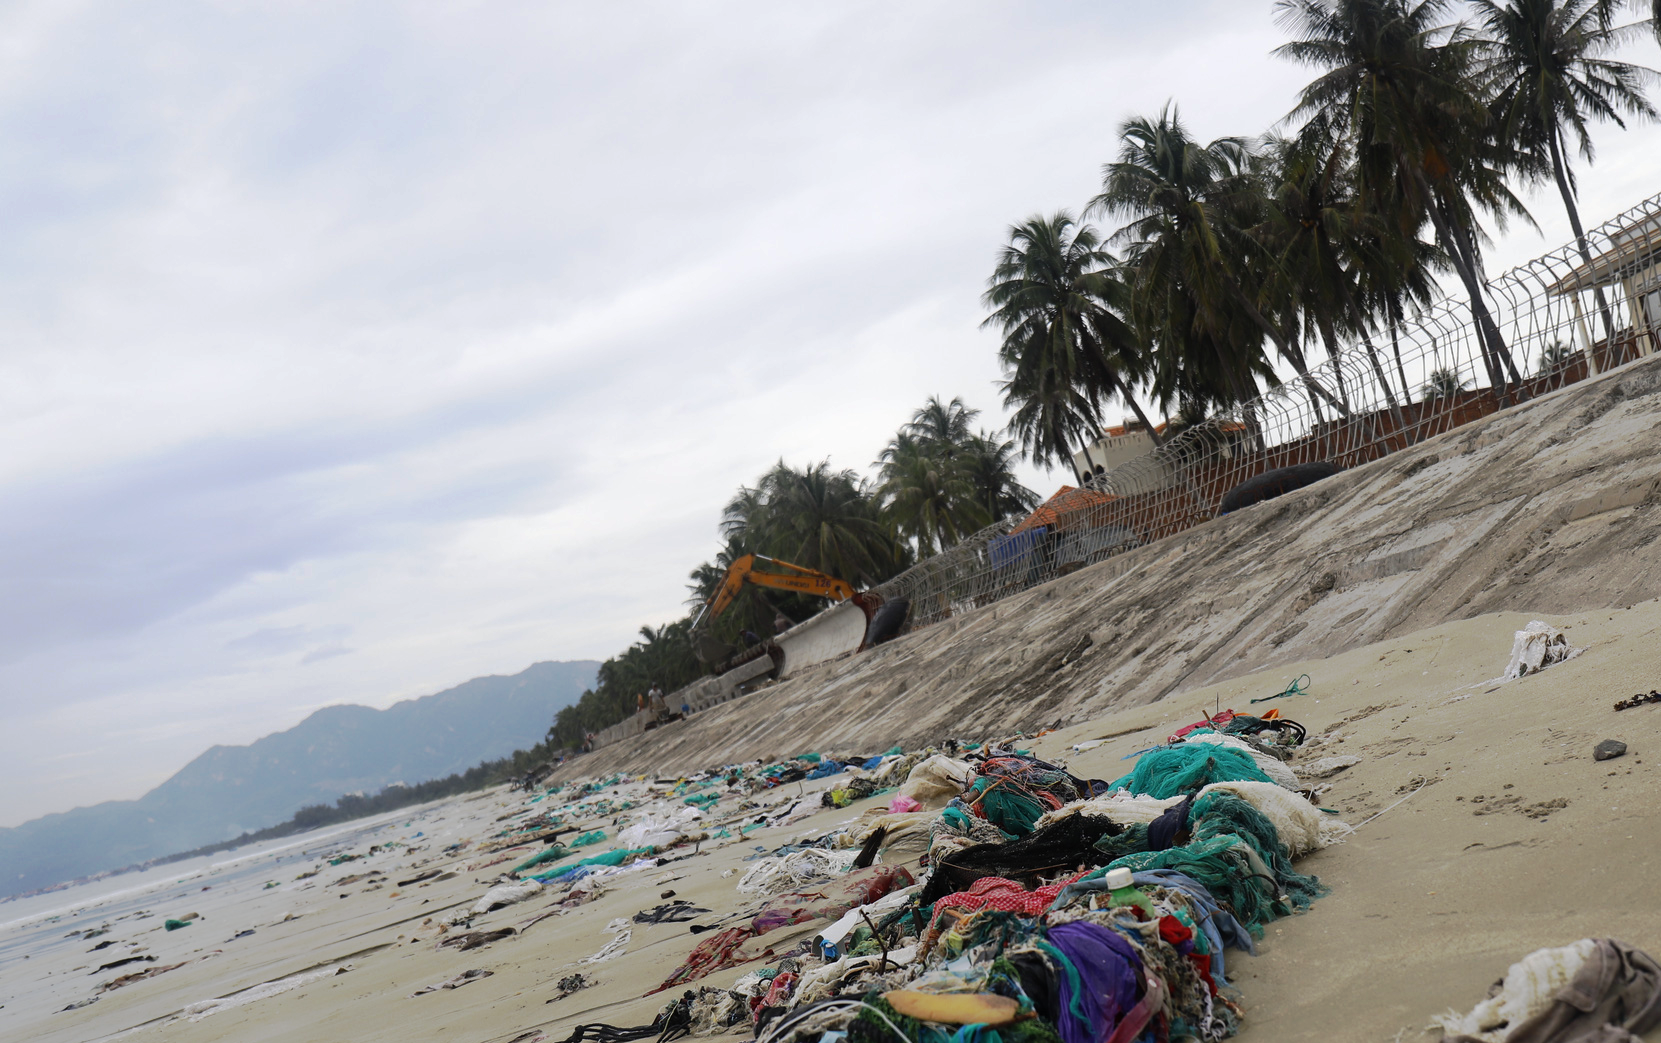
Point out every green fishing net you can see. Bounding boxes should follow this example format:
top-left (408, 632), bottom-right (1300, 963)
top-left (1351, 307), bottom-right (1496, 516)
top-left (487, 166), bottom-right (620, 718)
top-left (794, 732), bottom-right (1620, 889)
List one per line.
top-left (1189, 791), bottom-right (1327, 912)
top-left (512, 846), bottom-right (572, 873)
top-left (1104, 835), bottom-right (1286, 935)
top-left (966, 777), bottom-right (1049, 838)
top-left (1108, 743), bottom-right (1271, 798)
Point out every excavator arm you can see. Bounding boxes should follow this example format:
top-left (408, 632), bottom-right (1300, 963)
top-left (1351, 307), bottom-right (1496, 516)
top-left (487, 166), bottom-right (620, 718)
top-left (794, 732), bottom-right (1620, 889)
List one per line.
top-left (696, 554), bottom-right (857, 627)
top-left (690, 554), bottom-right (888, 667)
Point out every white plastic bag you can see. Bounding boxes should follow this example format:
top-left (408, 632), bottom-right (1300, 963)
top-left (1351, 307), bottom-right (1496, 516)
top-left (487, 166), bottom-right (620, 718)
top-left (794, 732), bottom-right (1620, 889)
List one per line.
top-left (1502, 621), bottom-right (1583, 680)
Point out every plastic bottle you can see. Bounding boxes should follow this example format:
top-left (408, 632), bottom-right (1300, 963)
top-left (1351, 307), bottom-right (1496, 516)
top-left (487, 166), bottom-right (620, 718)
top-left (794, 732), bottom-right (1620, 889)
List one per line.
top-left (1103, 867), bottom-right (1158, 920)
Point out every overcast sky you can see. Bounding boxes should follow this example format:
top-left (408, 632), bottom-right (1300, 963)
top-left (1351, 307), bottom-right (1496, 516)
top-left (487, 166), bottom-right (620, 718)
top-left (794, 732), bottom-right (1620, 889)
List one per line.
top-left (4, 0), bottom-right (1658, 827)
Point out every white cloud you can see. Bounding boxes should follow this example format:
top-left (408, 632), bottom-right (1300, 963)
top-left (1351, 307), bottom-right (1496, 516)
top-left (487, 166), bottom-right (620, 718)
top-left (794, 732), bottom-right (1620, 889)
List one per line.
top-left (4, 0), bottom-right (1658, 826)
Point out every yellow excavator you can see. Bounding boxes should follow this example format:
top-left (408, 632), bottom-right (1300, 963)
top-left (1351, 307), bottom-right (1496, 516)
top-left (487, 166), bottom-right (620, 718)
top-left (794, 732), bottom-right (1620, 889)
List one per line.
top-left (690, 554), bottom-right (884, 663)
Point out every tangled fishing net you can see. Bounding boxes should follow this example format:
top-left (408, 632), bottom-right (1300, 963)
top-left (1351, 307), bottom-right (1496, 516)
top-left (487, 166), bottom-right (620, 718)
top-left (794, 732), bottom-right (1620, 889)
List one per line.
top-left (736, 848), bottom-right (857, 897)
top-left (1109, 742), bottom-right (1272, 799)
top-left (1182, 732), bottom-right (1301, 790)
top-left (1197, 780), bottom-right (1353, 855)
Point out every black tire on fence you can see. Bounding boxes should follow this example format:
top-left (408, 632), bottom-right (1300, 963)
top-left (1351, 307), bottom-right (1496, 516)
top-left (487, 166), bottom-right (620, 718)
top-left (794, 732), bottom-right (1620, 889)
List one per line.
top-left (1218, 461), bottom-right (1342, 515)
top-left (863, 598), bottom-right (910, 648)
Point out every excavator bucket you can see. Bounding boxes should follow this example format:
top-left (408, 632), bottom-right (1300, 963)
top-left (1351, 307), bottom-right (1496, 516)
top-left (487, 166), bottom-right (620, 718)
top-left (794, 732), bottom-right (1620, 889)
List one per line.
top-left (693, 631), bottom-right (735, 666)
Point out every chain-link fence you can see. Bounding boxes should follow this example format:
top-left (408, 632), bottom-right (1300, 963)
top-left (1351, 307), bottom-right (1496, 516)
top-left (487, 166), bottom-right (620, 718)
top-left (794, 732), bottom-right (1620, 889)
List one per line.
top-left (874, 191), bottom-right (1661, 631)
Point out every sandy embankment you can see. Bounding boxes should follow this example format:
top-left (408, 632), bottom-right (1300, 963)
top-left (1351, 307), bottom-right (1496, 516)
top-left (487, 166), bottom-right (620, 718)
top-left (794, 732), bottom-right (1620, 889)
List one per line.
top-left (570, 353), bottom-right (1661, 779)
top-left (5, 600), bottom-right (1659, 1043)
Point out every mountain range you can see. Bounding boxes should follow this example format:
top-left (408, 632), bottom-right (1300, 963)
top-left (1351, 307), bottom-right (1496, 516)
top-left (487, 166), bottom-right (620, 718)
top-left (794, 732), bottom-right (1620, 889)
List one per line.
top-left (0, 659), bottom-right (598, 899)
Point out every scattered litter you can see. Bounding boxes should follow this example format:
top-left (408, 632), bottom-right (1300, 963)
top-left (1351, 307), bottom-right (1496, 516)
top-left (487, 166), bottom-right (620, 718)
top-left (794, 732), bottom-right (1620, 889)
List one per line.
top-left (1502, 621), bottom-right (1584, 680)
top-left (895, 755), bottom-right (976, 811)
top-left (410, 969), bottom-right (493, 997)
top-left (736, 848), bottom-right (857, 897)
top-left (1251, 673), bottom-right (1310, 704)
top-left (101, 961), bottom-right (187, 992)
top-left (546, 972), bottom-right (596, 1003)
top-left (438, 928), bottom-right (515, 951)
top-left (633, 901), bottom-right (709, 924)
top-left (470, 879), bottom-right (541, 914)
top-left (616, 808), bottom-right (702, 849)
top-left (183, 963), bottom-right (353, 1021)
top-left (579, 919), bottom-right (632, 964)
top-left (92, 955), bottom-right (155, 974)
top-left (1433, 938), bottom-right (1661, 1042)
top-left (1615, 690), bottom-right (1661, 711)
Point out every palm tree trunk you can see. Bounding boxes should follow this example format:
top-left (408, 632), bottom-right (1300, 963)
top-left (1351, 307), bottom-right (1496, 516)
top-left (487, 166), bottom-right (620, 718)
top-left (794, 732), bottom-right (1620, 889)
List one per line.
top-left (1389, 315), bottom-right (1412, 403)
top-left (1296, 324), bottom-right (1337, 459)
top-left (1436, 202), bottom-right (1508, 394)
top-left (1388, 315), bottom-right (1420, 445)
top-left (1222, 366), bottom-right (1260, 451)
top-left (1228, 281), bottom-right (1351, 417)
top-left (1409, 164), bottom-right (1523, 395)
top-left (1106, 371), bottom-right (1166, 448)
top-left (1343, 295), bottom-right (1409, 449)
top-left (1446, 208), bottom-right (1525, 389)
top-left (1441, 198), bottom-right (1527, 393)
top-left (1548, 130), bottom-right (1617, 355)
top-left (1315, 315), bottom-right (1353, 411)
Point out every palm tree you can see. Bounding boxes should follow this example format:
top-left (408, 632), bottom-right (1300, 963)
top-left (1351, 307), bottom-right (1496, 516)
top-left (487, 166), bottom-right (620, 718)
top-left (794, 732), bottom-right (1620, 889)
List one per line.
top-left (1423, 366), bottom-right (1470, 396)
top-left (1538, 338), bottom-right (1576, 370)
top-left (874, 435), bottom-right (989, 556)
top-left (751, 460), bottom-right (902, 586)
top-left (997, 355), bottom-right (1109, 469)
top-left (902, 396), bottom-right (979, 449)
top-left (1091, 107), bottom-right (1347, 417)
top-left (1275, 0), bottom-right (1533, 395)
top-left (982, 212), bottom-right (1164, 469)
top-left (1258, 127), bottom-right (1414, 429)
top-left (1474, 0), bottom-right (1657, 344)
top-left (1350, 174), bottom-right (1448, 405)
top-left (719, 484), bottom-right (769, 549)
top-left (959, 431), bottom-right (1041, 522)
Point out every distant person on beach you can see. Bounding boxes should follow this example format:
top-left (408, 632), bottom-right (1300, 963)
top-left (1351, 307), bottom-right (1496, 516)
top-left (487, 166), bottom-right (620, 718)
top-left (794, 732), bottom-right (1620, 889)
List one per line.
top-left (636, 692), bottom-right (646, 713)
top-left (647, 685), bottom-right (668, 720)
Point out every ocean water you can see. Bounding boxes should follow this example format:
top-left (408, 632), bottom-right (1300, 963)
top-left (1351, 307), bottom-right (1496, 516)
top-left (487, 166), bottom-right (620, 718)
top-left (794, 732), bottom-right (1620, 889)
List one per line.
top-left (0, 801), bottom-right (464, 1035)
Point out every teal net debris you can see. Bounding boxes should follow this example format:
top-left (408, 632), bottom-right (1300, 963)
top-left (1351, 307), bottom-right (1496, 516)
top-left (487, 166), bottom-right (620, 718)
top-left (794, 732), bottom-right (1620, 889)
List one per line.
top-left (1104, 836), bottom-right (1284, 936)
top-left (1190, 791), bottom-right (1327, 912)
top-left (1109, 743), bottom-right (1271, 798)
top-left (966, 776), bottom-right (1051, 838)
top-left (1094, 791), bottom-right (1329, 936)
top-left (513, 846), bottom-right (572, 873)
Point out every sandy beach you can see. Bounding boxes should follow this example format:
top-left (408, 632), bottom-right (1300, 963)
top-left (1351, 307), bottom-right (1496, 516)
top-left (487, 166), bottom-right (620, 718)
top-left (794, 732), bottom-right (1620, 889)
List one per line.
top-left (5, 601), bottom-right (1660, 1043)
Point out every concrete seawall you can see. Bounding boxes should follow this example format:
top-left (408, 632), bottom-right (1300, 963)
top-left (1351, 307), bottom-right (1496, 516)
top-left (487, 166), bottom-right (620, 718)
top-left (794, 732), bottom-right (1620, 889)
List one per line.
top-left (591, 593), bottom-right (871, 750)
top-left (561, 354), bottom-right (1661, 776)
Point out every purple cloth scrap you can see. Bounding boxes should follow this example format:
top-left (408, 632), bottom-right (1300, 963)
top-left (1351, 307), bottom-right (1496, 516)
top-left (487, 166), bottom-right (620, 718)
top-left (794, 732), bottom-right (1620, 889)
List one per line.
top-left (1046, 920), bottom-right (1143, 1043)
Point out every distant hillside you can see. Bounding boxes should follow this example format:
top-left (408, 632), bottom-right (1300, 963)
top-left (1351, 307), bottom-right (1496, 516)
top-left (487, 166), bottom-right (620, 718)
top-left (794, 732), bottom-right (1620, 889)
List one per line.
top-left (0, 659), bottom-right (598, 899)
